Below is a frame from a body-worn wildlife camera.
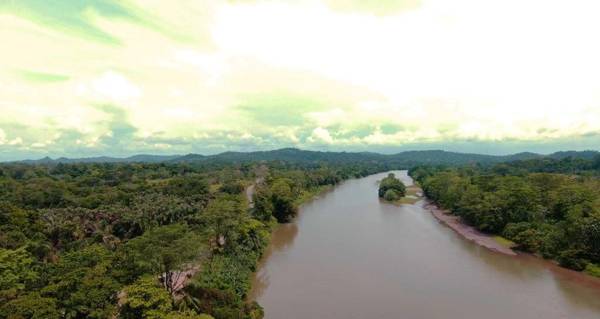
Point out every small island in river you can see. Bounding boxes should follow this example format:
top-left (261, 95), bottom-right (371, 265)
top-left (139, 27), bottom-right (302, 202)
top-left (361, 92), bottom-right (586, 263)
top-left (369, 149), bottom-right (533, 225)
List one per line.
top-left (378, 173), bottom-right (407, 202)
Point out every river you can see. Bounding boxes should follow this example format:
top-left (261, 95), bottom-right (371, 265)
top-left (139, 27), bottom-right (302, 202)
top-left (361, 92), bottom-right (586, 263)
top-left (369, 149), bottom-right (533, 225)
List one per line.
top-left (250, 170), bottom-right (600, 319)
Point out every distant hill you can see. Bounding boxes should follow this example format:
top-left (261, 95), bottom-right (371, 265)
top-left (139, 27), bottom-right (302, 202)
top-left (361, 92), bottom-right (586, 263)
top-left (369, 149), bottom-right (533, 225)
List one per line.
top-left (172, 148), bottom-right (555, 166)
top-left (18, 154), bottom-right (181, 164)
top-left (383, 150), bottom-right (542, 166)
top-left (547, 150), bottom-right (600, 160)
top-left (11, 148), bottom-right (598, 167)
top-left (176, 148), bottom-right (384, 164)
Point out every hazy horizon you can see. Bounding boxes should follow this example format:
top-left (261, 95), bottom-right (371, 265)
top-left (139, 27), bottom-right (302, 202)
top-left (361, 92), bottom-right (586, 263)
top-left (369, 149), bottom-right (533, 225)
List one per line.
top-left (1, 0), bottom-right (600, 161)
top-left (3, 144), bottom-right (600, 163)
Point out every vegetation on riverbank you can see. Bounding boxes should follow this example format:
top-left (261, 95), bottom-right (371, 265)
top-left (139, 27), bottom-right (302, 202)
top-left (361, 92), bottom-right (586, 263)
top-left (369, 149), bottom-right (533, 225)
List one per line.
top-left (493, 236), bottom-right (517, 249)
top-left (4, 151), bottom-right (598, 319)
top-left (410, 155), bottom-right (600, 276)
top-left (0, 161), bottom-right (389, 318)
top-left (294, 185), bottom-right (333, 207)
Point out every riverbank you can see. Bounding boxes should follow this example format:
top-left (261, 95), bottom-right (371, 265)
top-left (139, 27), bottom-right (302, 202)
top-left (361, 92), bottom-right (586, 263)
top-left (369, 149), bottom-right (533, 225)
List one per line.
top-left (246, 182), bottom-right (349, 302)
top-left (406, 182), bottom-right (517, 256)
top-left (295, 185), bottom-right (334, 206)
top-left (424, 202), bottom-right (517, 256)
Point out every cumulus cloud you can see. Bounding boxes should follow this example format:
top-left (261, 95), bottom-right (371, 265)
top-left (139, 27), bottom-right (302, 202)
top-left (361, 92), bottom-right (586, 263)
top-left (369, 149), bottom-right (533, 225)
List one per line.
top-left (79, 71), bottom-right (141, 103)
top-left (308, 127), bottom-right (334, 144)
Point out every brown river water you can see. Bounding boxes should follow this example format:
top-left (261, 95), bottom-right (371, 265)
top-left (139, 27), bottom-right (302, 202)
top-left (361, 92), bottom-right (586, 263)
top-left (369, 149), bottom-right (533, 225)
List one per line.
top-left (249, 171), bottom-right (600, 319)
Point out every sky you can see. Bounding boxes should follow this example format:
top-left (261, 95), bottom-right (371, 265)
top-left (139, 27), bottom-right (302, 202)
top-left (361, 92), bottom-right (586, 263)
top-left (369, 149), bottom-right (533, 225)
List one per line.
top-left (1, 0), bottom-right (600, 160)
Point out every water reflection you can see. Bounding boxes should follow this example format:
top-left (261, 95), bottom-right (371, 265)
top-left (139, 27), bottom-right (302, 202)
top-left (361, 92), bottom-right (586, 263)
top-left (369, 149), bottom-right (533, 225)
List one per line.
top-left (250, 223), bottom-right (298, 300)
top-left (269, 223), bottom-right (299, 253)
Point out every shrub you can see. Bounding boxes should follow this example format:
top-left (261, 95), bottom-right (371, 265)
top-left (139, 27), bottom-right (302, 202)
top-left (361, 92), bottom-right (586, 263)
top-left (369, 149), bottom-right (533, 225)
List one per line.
top-left (584, 263), bottom-right (600, 278)
top-left (384, 189), bottom-right (400, 201)
top-left (557, 249), bottom-right (588, 271)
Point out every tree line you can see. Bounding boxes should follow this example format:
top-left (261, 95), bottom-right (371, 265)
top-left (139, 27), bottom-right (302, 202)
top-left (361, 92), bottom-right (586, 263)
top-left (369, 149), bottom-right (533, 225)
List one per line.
top-left (410, 157), bottom-right (600, 276)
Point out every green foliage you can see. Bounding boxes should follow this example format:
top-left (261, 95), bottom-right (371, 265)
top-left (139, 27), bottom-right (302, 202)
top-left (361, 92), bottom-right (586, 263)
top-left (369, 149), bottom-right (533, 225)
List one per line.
top-left (119, 276), bottom-right (215, 319)
top-left (252, 185), bottom-right (273, 222)
top-left (412, 165), bottom-right (600, 273)
top-left (0, 247), bottom-right (38, 302)
top-left (244, 302), bottom-right (264, 319)
top-left (183, 234), bottom-right (266, 319)
top-left (43, 244), bottom-right (120, 318)
top-left (196, 197), bottom-right (248, 250)
top-left (557, 249), bottom-right (588, 271)
top-left (384, 189), bottom-right (400, 201)
top-left (0, 162), bottom-right (222, 318)
top-left (378, 173), bottom-right (406, 200)
top-left (120, 276), bottom-right (173, 319)
top-left (196, 254), bottom-right (254, 299)
top-left (270, 179), bottom-right (297, 223)
top-left (220, 181), bottom-right (245, 195)
top-left (495, 155), bottom-right (600, 175)
top-left (165, 311), bottom-right (215, 319)
top-left (163, 176), bottom-right (210, 198)
top-left (0, 292), bottom-right (61, 319)
top-left (123, 224), bottom-right (206, 294)
top-left (237, 219), bottom-right (271, 254)
top-left (0, 159), bottom-right (394, 318)
top-left (584, 263), bottom-right (600, 278)
top-left (503, 223), bottom-right (543, 252)
top-left (0, 203), bottom-right (43, 249)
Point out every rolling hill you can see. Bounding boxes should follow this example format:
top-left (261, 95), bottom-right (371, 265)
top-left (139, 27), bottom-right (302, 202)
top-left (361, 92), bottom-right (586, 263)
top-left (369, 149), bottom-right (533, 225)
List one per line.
top-left (10, 148), bottom-right (598, 167)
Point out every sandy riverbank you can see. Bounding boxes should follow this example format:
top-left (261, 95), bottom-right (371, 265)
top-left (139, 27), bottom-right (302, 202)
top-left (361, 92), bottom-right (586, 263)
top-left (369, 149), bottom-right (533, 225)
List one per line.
top-left (424, 202), bottom-right (517, 256)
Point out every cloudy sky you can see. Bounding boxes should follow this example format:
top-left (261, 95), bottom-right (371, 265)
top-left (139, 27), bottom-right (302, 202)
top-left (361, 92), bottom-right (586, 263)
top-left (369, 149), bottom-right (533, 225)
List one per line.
top-left (1, 0), bottom-right (599, 160)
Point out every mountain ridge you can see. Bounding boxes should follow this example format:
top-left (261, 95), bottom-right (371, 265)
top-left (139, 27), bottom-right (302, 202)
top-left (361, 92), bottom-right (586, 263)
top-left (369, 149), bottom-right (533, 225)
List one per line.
top-left (8, 148), bottom-right (598, 166)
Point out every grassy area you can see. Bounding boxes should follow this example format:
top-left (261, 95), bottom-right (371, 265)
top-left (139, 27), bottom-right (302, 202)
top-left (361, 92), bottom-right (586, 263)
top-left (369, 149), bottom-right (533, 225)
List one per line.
top-left (584, 263), bottom-right (600, 278)
top-left (493, 236), bottom-right (516, 248)
top-left (391, 185), bottom-right (422, 205)
top-left (405, 185), bottom-right (421, 196)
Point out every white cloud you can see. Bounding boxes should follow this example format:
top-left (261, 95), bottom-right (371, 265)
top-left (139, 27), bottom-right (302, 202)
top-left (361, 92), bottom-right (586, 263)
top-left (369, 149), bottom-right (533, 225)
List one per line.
top-left (80, 71), bottom-right (142, 103)
top-left (211, 0), bottom-right (600, 141)
top-left (308, 127), bottom-right (334, 144)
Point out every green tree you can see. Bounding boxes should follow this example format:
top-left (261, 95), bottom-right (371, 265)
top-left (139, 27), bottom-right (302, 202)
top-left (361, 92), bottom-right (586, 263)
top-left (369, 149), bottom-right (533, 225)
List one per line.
top-left (43, 244), bottom-right (120, 319)
top-left (199, 197), bottom-right (247, 250)
top-left (0, 293), bottom-right (60, 319)
top-left (120, 276), bottom-right (173, 319)
top-left (219, 181), bottom-right (245, 195)
top-left (252, 185), bottom-right (274, 222)
top-left (383, 189), bottom-right (400, 201)
top-left (0, 247), bottom-right (38, 302)
top-left (162, 177), bottom-right (210, 204)
top-left (123, 224), bottom-right (206, 294)
top-left (270, 179), bottom-right (297, 223)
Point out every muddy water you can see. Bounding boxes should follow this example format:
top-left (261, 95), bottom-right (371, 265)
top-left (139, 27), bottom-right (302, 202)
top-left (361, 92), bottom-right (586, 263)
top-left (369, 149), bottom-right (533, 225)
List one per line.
top-left (250, 171), bottom-right (600, 319)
